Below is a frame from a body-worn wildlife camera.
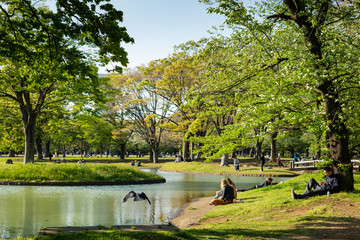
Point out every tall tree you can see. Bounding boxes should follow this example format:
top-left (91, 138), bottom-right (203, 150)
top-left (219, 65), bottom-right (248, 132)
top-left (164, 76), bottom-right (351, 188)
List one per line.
top-left (200, 0), bottom-right (360, 190)
top-left (0, 0), bottom-right (133, 164)
top-left (102, 73), bottom-right (134, 160)
top-left (119, 67), bottom-right (172, 163)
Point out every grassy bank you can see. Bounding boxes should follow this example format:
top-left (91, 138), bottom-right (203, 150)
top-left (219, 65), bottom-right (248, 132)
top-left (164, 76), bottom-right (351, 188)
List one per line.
top-left (159, 162), bottom-right (298, 176)
top-left (11, 172), bottom-right (360, 239)
top-left (187, 171), bottom-right (360, 239)
top-left (0, 162), bottom-right (163, 182)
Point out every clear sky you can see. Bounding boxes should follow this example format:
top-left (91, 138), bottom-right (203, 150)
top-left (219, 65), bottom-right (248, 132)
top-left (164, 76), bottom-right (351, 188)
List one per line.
top-left (99, 0), bottom-right (230, 72)
top-left (44, 0), bottom-right (251, 73)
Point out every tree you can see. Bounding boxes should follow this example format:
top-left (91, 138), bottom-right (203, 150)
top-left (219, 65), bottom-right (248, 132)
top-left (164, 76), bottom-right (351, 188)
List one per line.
top-left (119, 67), bottom-right (172, 163)
top-left (155, 48), bottom-right (204, 160)
top-left (104, 73), bottom-right (134, 160)
top-left (0, 0), bottom-right (133, 164)
top-left (200, 0), bottom-right (360, 191)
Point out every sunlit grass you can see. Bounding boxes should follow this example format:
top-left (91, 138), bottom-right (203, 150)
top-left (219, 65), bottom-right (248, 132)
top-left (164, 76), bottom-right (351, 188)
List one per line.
top-left (0, 162), bottom-right (163, 182)
top-left (186, 172), bottom-right (360, 239)
top-left (160, 162), bottom-right (298, 176)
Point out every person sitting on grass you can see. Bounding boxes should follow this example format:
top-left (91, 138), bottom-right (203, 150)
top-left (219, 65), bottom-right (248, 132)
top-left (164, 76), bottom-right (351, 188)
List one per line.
top-left (291, 165), bottom-right (340, 199)
top-left (5, 159), bottom-right (13, 164)
top-left (210, 178), bottom-right (236, 205)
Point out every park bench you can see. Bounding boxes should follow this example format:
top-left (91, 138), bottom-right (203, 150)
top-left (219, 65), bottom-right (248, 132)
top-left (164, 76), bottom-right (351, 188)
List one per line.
top-left (290, 160), bottom-right (322, 169)
top-left (290, 159), bottom-right (360, 170)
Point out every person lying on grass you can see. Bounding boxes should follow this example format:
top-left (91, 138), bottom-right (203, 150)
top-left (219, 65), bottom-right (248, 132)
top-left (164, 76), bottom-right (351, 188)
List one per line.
top-left (291, 165), bottom-right (340, 199)
top-left (237, 177), bottom-right (274, 192)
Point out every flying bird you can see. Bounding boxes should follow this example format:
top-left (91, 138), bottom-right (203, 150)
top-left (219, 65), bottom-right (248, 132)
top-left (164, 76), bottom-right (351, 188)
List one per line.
top-left (123, 191), bottom-right (151, 204)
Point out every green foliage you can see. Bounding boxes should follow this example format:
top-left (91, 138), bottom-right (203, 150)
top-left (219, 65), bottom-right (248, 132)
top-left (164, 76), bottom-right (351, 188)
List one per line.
top-left (0, 0), bottom-right (133, 163)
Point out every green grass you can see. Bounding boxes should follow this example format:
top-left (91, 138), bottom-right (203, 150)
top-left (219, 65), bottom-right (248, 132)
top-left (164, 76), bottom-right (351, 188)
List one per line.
top-left (18, 231), bottom-right (196, 240)
top-left (185, 172), bottom-right (360, 239)
top-left (159, 162), bottom-right (298, 176)
top-left (0, 162), bottom-right (163, 182)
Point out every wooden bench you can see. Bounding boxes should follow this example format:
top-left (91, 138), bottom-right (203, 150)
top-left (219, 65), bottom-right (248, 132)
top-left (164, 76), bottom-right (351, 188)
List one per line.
top-left (290, 159), bottom-right (360, 169)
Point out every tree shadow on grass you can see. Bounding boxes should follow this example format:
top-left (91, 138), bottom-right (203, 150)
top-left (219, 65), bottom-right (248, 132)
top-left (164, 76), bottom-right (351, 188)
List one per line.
top-left (186, 216), bottom-right (360, 240)
top-left (37, 230), bottom-right (198, 240)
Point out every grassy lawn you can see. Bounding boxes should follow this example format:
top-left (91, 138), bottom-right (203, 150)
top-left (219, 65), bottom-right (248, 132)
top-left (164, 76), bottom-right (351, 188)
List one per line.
top-left (0, 162), bottom-right (163, 182)
top-left (158, 162), bottom-right (298, 176)
top-left (186, 171), bottom-right (360, 239)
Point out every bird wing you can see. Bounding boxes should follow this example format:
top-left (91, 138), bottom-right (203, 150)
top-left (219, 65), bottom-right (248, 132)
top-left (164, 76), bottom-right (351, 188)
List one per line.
top-left (123, 191), bottom-right (137, 202)
top-left (136, 192), bottom-right (151, 204)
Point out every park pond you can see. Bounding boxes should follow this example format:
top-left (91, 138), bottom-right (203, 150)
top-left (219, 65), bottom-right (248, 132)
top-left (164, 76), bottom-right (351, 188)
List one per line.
top-left (0, 169), bottom-right (291, 238)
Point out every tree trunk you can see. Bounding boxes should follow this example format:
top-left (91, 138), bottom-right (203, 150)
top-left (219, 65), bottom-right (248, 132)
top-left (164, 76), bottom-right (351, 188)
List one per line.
top-left (190, 141), bottom-right (195, 160)
top-left (45, 140), bottom-right (51, 158)
top-left (316, 136), bottom-right (321, 160)
top-left (249, 147), bottom-right (255, 157)
top-left (119, 143), bottom-right (126, 160)
top-left (149, 150), bottom-right (154, 162)
top-left (281, 0), bottom-right (353, 191)
top-left (8, 149), bottom-right (15, 157)
top-left (270, 132), bottom-right (278, 162)
top-left (324, 95), bottom-right (353, 191)
top-left (23, 113), bottom-right (37, 164)
top-left (256, 139), bottom-right (263, 159)
top-left (152, 148), bottom-right (158, 164)
top-left (36, 135), bottom-right (43, 161)
top-left (182, 139), bottom-right (190, 160)
top-left (63, 144), bottom-right (66, 158)
top-left (220, 153), bottom-right (229, 166)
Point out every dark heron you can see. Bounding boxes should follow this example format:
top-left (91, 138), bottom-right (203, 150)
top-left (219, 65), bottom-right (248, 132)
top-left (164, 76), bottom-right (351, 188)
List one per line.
top-left (123, 191), bottom-right (151, 204)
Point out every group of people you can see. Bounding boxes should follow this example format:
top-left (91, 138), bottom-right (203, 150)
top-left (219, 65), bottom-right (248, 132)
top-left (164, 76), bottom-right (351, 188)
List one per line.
top-left (209, 164), bottom-right (341, 206)
top-left (210, 178), bottom-right (239, 205)
top-left (130, 160), bottom-right (142, 166)
top-left (210, 177), bottom-right (277, 206)
top-left (232, 152), bottom-right (286, 173)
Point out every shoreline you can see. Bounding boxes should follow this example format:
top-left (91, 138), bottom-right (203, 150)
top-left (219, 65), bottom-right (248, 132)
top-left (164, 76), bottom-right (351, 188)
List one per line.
top-left (161, 169), bottom-right (298, 177)
top-left (0, 178), bottom-right (166, 186)
top-left (170, 196), bottom-right (214, 229)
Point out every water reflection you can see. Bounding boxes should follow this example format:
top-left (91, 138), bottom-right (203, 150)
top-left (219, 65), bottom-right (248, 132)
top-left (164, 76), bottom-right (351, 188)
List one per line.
top-left (0, 169), bottom-right (290, 238)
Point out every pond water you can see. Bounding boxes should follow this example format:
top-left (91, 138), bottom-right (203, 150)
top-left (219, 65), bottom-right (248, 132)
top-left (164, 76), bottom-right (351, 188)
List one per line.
top-left (0, 169), bottom-right (291, 239)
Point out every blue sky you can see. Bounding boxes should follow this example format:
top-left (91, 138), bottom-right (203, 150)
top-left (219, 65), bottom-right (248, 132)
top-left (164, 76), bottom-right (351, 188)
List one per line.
top-left (45, 0), bottom-right (253, 73)
top-left (101, 0), bottom-right (231, 72)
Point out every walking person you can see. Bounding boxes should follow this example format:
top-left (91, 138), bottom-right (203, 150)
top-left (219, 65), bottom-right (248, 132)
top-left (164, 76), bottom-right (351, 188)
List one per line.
top-left (233, 157), bottom-right (240, 171)
top-left (260, 152), bottom-right (266, 172)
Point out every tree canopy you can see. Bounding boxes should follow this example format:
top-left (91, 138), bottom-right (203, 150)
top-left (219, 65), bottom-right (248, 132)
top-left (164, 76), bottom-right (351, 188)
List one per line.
top-left (0, 0), bottom-right (133, 163)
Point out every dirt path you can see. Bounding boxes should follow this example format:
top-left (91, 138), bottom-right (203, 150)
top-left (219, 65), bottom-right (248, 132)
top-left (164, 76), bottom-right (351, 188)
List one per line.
top-left (170, 196), bottom-right (214, 229)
